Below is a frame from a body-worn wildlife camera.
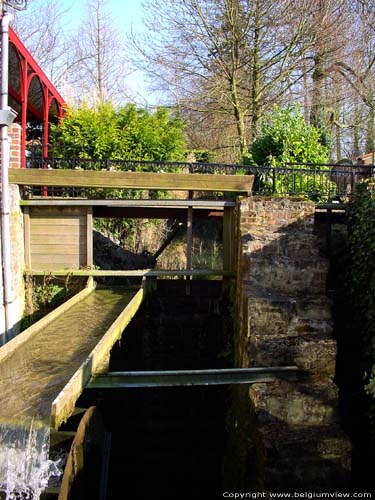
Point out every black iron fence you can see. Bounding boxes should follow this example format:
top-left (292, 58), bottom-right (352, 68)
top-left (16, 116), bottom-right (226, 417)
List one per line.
top-left (24, 147), bottom-right (375, 201)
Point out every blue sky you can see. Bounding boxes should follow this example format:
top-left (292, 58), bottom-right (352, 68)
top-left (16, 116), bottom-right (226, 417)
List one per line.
top-left (59, 0), bottom-right (152, 103)
top-left (60, 0), bottom-right (146, 34)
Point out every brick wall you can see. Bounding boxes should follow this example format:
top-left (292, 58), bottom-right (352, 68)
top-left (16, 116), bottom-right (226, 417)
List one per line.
top-left (235, 196), bottom-right (351, 491)
top-left (9, 123), bottom-right (22, 169)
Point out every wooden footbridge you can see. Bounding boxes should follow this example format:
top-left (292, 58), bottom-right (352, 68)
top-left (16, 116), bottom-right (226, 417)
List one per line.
top-left (0, 167), bottom-right (304, 498)
top-left (10, 168), bottom-right (252, 274)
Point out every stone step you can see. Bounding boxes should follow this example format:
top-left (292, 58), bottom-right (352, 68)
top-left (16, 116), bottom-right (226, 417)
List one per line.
top-left (239, 198), bottom-right (316, 234)
top-left (241, 231), bottom-right (320, 260)
top-left (242, 255), bottom-right (329, 295)
top-left (248, 334), bottom-right (336, 376)
top-left (251, 379), bottom-right (340, 426)
top-left (259, 422), bottom-right (351, 491)
top-left (246, 292), bottom-right (333, 337)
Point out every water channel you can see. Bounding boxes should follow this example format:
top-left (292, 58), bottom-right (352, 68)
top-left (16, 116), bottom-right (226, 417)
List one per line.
top-left (0, 287), bottom-right (136, 499)
top-left (77, 280), bottom-right (232, 500)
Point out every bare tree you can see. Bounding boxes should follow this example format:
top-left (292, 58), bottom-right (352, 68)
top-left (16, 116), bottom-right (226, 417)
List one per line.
top-left (67, 0), bottom-right (130, 106)
top-left (326, 0), bottom-right (375, 153)
top-left (130, 0), bottom-right (311, 160)
top-left (11, 0), bottom-right (71, 86)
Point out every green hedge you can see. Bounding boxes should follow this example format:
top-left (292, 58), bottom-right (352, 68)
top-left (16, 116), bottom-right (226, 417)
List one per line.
top-left (347, 179), bottom-right (375, 411)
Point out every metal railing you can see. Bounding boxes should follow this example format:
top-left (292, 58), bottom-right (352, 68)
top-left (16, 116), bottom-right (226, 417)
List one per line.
top-left (24, 147), bottom-right (374, 201)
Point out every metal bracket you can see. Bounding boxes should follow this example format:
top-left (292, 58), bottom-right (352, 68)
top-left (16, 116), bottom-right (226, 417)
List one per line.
top-left (0, 107), bottom-right (17, 126)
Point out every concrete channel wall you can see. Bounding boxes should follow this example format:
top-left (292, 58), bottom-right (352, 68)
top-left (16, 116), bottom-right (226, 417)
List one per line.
top-left (235, 196), bottom-right (351, 491)
top-left (0, 123), bottom-right (24, 341)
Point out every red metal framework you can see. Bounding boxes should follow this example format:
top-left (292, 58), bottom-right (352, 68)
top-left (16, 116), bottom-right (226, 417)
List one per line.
top-left (8, 26), bottom-right (66, 167)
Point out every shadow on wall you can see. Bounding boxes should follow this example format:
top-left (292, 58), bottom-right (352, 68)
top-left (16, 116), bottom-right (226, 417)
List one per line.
top-left (230, 197), bottom-right (352, 492)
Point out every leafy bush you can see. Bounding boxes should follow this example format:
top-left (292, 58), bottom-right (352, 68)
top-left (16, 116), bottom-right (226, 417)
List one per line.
top-left (51, 103), bottom-right (186, 163)
top-left (245, 106), bottom-right (332, 200)
top-left (249, 105), bottom-right (328, 166)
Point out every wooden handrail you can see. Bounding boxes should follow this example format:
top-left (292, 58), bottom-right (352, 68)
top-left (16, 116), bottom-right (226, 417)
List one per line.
top-left (9, 168), bottom-right (254, 194)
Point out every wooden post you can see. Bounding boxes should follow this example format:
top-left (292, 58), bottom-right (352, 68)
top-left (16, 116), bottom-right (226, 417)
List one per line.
top-left (23, 206), bottom-right (31, 269)
top-left (186, 197), bottom-right (193, 295)
top-left (143, 276), bottom-right (157, 295)
top-left (223, 206), bottom-right (236, 272)
top-left (86, 206), bottom-right (93, 267)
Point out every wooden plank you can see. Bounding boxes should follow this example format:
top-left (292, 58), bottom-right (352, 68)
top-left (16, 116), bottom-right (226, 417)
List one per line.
top-left (23, 206), bottom-right (31, 269)
top-left (86, 207), bottom-right (93, 267)
top-left (30, 234), bottom-right (86, 245)
top-left (50, 286), bottom-right (144, 430)
top-left (223, 206), bottom-right (236, 272)
top-left (31, 244), bottom-right (87, 255)
top-left (31, 254), bottom-right (82, 263)
top-left (30, 225), bottom-right (82, 236)
top-left (29, 217), bottom-right (87, 226)
top-left (28, 269), bottom-right (235, 277)
top-left (22, 199), bottom-right (237, 208)
top-left (33, 264), bottom-right (85, 271)
top-left (0, 278), bottom-right (95, 364)
top-left (186, 206), bottom-right (193, 271)
top-left (30, 206), bottom-right (88, 216)
top-left (10, 168), bottom-right (254, 193)
top-left (88, 366), bottom-right (299, 388)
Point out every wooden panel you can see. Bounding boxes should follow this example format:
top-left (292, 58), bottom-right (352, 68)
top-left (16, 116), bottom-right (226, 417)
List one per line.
top-left (29, 208), bottom-right (88, 270)
top-left (30, 225), bottom-right (83, 236)
top-left (31, 254), bottom-right (82, 264)
top-left (30, 206), bottom-right (88, 217)
top-left (31, 244), bottom-right (87, 255)
top-left (29, 217), bottom-right (87, 226)
top-left (30, 234), bottom-right (87, 245)
top-left (10, 168), bottom-right (254, 193)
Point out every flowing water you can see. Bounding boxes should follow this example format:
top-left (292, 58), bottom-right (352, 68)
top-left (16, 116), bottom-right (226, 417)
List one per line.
top-left (0, 287), bottom-right (136, 499)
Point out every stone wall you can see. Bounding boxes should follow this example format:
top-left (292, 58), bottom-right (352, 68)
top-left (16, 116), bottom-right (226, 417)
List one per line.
top-left (235, 196), bottom-right (351, 491)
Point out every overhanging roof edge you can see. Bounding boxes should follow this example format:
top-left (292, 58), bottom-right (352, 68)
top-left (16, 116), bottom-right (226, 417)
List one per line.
top-left (9, 26), bottom-right (66, 110)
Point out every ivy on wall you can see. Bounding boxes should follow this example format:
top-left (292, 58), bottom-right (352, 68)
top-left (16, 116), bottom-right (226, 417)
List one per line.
top-left (347, 179), bottom-right (375, 407)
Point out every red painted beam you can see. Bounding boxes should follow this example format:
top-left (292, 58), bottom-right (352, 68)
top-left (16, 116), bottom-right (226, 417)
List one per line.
top-left (9, 27), bottom-right (65, 109)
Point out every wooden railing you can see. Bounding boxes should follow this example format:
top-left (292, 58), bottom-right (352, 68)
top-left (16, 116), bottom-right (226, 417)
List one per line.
top-left (9, 168), bottom-right (254, 195)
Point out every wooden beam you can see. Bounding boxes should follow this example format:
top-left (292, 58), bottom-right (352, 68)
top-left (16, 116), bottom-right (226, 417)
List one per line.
top-left (50, 286), bottom-right (144, 430)
top-left (27, 269), bottom-right (235, 277)
top-left (186, 206), bottom-right (193, 271)
top-left (23, 206), bottom-right (31, 270)
top-left (92, 207), bottom-right (223, 219)
top-left (20, 199), bottom-right (236, 209)
top-left (86, 206), bottom-right (93, 267)
top-left (87, 366), bottom-right (299, 388)
top-left (223, 206), bottom-right (236, 272)
top-left (10, 168), bottom-right (254, 193)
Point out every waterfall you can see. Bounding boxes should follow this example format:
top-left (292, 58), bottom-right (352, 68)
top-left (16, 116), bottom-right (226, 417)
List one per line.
top-left (0, 419), bottom-right (61, 499)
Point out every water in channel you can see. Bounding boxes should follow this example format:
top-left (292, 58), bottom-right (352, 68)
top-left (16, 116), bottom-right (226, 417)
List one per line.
top-left (0, 287), bottom-right (136, 500)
